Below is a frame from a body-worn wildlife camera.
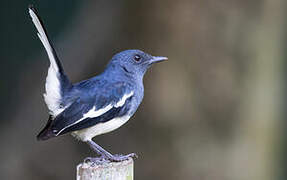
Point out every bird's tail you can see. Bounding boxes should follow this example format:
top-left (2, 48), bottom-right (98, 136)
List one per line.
top-left (37, 116), bottom-right (57, 141)
top-left (28, 5), bottom-right (65, 74)
top-left (28, 5), bottom-right (72, 116)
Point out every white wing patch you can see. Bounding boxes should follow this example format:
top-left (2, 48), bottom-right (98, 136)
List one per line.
top-left (56, 91), bottom-right (134, 136)
top-left (29, 8), bottom-right (62, 117)
top-left (115, 91), bottom-right (134, 108)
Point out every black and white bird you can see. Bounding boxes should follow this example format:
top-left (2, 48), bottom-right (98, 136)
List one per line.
top-left (29, 6), bottom-right (167, 162)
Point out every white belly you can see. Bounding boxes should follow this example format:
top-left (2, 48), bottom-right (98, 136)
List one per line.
top-left (71, 115), bottom-right (131, 142)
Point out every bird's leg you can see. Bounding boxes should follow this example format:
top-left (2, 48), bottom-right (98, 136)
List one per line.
top-left (84, 140), bottom-right (110, 164)
top-left (86, 140), bottom-right (138, 162)
top-left (86, 140), bottom-right (114, 159)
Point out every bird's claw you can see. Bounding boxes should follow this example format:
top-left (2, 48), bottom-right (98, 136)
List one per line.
top-left (84, 153), bottom-right (138, 164)
top-left (84, 156), bottom-right (110, 165)
top-left (109, 152), bottom-right (138, 162)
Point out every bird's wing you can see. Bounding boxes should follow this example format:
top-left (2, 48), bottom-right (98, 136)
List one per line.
top-left (50, 82), bottom-right (134, 136)
top-left (28, 6), bottom-right (71, 117)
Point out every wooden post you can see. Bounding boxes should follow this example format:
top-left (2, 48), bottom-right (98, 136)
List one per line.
top-left (77, 158), bottom-right (134, 180)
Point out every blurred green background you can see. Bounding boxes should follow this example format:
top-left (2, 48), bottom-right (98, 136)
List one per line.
top-left (1, 0), bottom-right (286, 179)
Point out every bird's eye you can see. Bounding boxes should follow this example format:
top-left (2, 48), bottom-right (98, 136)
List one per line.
top-left (134, 54), bottom-right (141, 62)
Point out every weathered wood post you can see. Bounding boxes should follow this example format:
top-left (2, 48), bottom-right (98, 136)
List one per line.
top-left (77, 158), bottom-right (134, 180)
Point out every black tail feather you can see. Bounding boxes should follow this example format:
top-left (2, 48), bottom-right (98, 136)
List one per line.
top-left (37, 116), bottom-right (56, 141)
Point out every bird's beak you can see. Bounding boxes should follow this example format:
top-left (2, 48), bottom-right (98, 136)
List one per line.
top-left (149, 56), bottom-right (168, 64)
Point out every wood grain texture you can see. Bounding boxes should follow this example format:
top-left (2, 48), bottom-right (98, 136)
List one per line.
top-left (77, 158), bottom-right (133, 180)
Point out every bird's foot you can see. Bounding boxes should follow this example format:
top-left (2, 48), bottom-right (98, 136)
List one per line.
top-left (107, 152), bottom-right (138, 162)
top-left (84, 156), bottom-right (110, 165)
top-left (85, 140), bottom-right (137, 163)
top-left (84, 153), bottom-right (137, 164)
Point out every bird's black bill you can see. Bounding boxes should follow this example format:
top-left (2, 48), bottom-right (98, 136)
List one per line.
top-left (149, 56), bottom-right (168, 64)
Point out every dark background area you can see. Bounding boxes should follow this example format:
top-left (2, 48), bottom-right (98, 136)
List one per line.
top-left (1, 0), bottom-right (286, 179)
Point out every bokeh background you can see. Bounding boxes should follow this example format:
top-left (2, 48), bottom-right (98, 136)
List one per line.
top-left (1, 0), bottom-right (286, 179)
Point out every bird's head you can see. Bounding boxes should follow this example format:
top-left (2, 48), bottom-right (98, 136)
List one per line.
top-left (108, 49), bottom-right (167, 78)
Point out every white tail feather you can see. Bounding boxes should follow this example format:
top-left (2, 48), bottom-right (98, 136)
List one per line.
top-left (29, 8), bottom-right (62, 117)
top-left (29, 9), bottom-right (58, 71)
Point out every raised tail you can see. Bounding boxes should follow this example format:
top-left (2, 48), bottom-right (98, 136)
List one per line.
top-left (28, 5), bottom-right (64, 74)
top-left (29, 6), bottom-right (72, 117)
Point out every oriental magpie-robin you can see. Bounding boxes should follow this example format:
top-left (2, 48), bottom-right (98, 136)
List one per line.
top-left (28, 6), bottom-right (167, 162)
